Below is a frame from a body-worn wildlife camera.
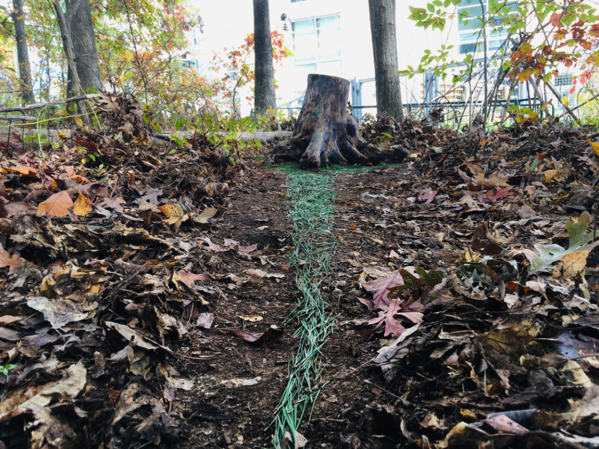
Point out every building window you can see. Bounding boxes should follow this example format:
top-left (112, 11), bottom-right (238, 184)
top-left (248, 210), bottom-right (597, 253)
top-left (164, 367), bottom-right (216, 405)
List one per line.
top-left (457, 0), bottom-right (516, 55)
top-left (555, 75), bottom-right (572, 87)
top-left (291, 15), bottom-right (342, 76)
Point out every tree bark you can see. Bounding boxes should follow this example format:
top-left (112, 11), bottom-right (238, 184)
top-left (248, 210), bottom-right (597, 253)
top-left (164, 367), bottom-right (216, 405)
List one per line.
top-left (274, 74), bottom-right (407, 168)
top-left (65, 0), bottom-right (103, 96)
top-left (11, 0), bottom-right (35, 104)
top-left (253, 0), bottom-right (276, 115)
top-left (51, 0), bottom-right (88, 120)
top-left (368, 0), bottom-right (403, 120)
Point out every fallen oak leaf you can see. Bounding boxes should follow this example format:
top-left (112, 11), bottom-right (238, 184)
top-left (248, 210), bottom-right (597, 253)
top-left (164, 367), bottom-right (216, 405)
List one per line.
top-left (173, 270), bottom-right (211, 290)
top-left (368, 298), bottom-right (407, 337)
top-left (200, 237), bottom-right (227, 252)
top-left (363, 270), bottom-right (404, 309)
top-left (0, 245), bottom-right (23, 269)
top-left (486, 186), bottom-right (513, 202)
top-left (37, 191), bottom-right (73, 218)
top-left (227, 325), bottom-right (283, 343)
top-left (73, 192), bottom-right (93, 216)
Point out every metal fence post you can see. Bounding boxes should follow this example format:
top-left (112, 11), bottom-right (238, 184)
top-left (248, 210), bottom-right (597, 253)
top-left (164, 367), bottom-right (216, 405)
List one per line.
top-left (351, 77), bottom-right (363, 121)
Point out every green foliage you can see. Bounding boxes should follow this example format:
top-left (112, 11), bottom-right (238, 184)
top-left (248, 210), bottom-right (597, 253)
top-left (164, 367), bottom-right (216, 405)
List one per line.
top-left (404, 0), bottom-right (599, 92)
top-left (390, 267), bottom-right (445, 302)
top-left (0, 364), bottom-right (16, 381)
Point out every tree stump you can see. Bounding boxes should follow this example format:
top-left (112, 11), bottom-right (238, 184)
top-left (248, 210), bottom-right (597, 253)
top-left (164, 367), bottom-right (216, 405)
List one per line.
top-left (275, 74), bottom-right (407, 168)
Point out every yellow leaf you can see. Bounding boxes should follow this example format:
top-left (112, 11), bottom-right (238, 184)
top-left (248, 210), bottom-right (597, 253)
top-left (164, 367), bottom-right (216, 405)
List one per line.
top-left (543, 169), bottom-right (558, 183)
top-left (552, 250), bottom-right (591, 279)
top-left (73, 192), bottom-right (93, 216)
top-left (57, 133), bottom-right (67, 139)
top-left (158, 204), bottom-right (183, 219)
top-left (37, 191), bottom-right (73, 218)
top-left (588, 139), bottom-right (599, 157)
top-left (74, 117), bottom-right (83, 127)
top-left (85, 283), bottom-right (102, 294)
top-left (561, 96), bottom-right (570, 107)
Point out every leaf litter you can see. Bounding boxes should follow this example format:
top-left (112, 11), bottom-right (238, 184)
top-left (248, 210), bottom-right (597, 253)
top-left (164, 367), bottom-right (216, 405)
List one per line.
top-left (319, 116), bottom-right (599, 448)
top-left (3, 103), bottom-right (599, 448)
top-left (0, 93), bottom-right (295, 448)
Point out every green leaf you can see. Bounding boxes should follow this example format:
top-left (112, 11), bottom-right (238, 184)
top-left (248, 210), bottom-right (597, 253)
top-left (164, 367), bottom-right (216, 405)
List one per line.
top-left (427, 3), bottom-right (435, 12)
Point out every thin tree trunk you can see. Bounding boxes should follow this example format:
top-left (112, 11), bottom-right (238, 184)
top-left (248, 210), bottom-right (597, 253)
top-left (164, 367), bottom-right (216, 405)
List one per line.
top-left (368, 0), bottom-right (403, 120)
top-left (51, 0), bottom-right (88, 121)
top-left (12, 0), bottom-right (35, 104)
top-left (253, 0), bottom-right (276, 115)
top-left (65, 0), bottom-right (102, 96)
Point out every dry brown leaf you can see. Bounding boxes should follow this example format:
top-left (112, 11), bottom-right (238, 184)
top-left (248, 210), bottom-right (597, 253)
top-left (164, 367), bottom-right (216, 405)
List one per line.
top-left (543, 169), bottom-right (558, 183)
top-left (73, 192), bottom-right (93, 216)
top-left (552, 250), bottom-right (591, 279)
top-left (37, 191), bottom-right (73, 217)
top-left (0, 246), bottom-right (23, 269)
top-left (159, 204), bottom-right (183, 219)
top-left (4, 166), bottom-right (39, 177)
top-left (482, 172), bottom-right (510, 189)
top-left (173, 270), bottom-right (210, 290)
top-left (239, 314), bottom-right (263, 322)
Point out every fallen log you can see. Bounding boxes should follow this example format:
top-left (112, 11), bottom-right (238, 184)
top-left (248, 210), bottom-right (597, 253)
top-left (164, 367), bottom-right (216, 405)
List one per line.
top-left (274, 73), bottom-right (408, 168)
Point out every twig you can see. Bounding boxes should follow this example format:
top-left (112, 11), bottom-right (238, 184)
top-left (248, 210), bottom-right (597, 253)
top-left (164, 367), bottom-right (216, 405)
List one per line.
top-left (0, 93), bottom-right (100, 113)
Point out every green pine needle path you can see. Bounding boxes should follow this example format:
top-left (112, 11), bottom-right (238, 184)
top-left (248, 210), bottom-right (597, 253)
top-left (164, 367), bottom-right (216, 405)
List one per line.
top-left (272, 168), bottom-right (339, 448)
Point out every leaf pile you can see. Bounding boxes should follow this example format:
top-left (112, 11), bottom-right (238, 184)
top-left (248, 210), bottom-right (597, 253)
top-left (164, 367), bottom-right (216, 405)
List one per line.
top-left (325, 116), bottom-right (599, 448)
top-left (0, 94), bottom-right (269, 448)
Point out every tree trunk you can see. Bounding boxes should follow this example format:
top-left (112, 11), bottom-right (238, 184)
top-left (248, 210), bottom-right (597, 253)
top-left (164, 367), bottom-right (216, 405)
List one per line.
top-left (12, 0), bottom-right (35, 104)
top-left (65, 0), bottom-right (103, 96)
top-left (274, 74), bottom-right (407, 168)
top-left (369, 0), bottom-right (403, 120)
top-left (253, 0), bottom-right (276, 115)
top-left (52, 0), bottom-right (88, 120)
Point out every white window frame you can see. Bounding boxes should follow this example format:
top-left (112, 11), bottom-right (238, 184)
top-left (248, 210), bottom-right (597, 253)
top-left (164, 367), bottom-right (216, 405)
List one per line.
top-left (291, 14), bottom-right (342, 73)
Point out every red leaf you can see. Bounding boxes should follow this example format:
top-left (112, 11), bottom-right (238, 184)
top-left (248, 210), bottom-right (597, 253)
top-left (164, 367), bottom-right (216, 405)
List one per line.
top-left (363, 271), bottom-right (404, 310)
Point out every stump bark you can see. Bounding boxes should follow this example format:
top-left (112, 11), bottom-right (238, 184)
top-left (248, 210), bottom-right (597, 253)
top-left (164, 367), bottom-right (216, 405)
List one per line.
top-left (276, 74), bottom-right (406, 168)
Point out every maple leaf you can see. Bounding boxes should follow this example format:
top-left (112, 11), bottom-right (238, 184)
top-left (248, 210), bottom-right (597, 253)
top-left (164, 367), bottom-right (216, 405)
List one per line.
top-left (0, 245), bottom-right (23, 269)
top-left (73, 192), bottom-right (93, 216)
top-left (363, 271), bottom-right (404, 309)
top-left (37, 191), bottom-right (73, 218)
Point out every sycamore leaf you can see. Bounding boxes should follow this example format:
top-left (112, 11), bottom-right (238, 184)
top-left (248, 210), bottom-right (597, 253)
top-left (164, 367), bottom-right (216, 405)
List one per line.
top-left (37, 191), bottom-right (73, 218)
top-left (531, 212), bottom-right (599, 274)
top-left (73, 192), bottom-right (93, 216)
top-left (0, 245), bottom-right (23, 269)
